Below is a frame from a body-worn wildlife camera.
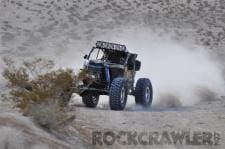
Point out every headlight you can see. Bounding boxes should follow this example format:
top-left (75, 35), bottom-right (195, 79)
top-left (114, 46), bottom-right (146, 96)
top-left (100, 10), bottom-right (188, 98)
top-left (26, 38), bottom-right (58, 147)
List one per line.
top-left (78, 80), bottom-right (83, 85)
top-left (86, 72), bottom-right (99, 80)
top-left (85, 72), bottom-right (95, 79)
top-left (90, 74), bottom-right (96, 79)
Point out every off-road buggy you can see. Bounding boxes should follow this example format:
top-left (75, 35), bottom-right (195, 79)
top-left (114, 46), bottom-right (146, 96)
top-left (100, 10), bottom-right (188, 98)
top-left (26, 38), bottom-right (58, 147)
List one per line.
top-left (77, 41), bottom-right (153, 110)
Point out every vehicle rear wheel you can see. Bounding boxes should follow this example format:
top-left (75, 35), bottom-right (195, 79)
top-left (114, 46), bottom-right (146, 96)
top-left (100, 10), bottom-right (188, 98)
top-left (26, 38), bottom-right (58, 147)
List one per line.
top-left (135, 78), bottom-right (153, 107)
top-left (109, 78), bottom-right (128, 110)
top-left (82, 94), bottom-right (99, 108)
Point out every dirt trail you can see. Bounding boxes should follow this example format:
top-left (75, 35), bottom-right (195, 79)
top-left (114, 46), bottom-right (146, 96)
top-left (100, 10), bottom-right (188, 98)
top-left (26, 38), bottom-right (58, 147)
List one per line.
top-left (0, 96), bottom-right (225, 149)
top-left (67, 96), bottom-right (225, 149)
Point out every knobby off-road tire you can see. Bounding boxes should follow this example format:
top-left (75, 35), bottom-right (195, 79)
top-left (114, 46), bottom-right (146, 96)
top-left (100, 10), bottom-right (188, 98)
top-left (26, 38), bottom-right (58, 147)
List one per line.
top-left (135, 78), bottom-right (153, 108)
top-left (82, 95), bottom-right (99, 108)
top-left (109, 78), bottom-right (128, 111)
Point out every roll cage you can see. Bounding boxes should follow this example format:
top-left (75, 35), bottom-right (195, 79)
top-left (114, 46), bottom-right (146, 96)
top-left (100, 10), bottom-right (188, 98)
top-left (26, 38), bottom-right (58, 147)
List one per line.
top-left (83, 41), bottom-right (140, 71)
top-left (86, 49), bottom-right (137, 67)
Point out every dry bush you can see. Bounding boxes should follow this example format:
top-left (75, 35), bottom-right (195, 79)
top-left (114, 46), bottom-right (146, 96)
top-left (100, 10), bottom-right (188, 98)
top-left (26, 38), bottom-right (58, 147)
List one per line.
top-left (2, 57), bottom-right (81, 129)
top-left (28, 99), bottom-right (67, 129)
top-left (2, 57), bottom-right (89, 129)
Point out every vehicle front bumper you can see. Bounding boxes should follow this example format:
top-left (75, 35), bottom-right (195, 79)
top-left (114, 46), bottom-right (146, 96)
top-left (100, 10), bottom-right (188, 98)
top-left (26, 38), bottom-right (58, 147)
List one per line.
top-left (77, 86), bottom-right (109, 96)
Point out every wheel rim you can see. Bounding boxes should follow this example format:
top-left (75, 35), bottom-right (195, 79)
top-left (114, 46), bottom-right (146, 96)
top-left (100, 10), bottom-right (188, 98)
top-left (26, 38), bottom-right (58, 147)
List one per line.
top-left (120, 87), bottom-right (125, 105)
top-left (145, 86), bottom-right (150, 103)
top-left (92, 96), bottom-right (98, 104)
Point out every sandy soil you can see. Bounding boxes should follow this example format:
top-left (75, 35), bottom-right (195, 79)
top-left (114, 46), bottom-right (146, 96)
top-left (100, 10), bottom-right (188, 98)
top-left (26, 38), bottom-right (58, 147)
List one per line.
top-left (67, 95), bottom-right (225, 149)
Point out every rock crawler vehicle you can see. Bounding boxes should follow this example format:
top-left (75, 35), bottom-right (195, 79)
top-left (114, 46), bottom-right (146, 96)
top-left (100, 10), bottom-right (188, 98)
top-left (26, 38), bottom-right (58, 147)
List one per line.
top-left (77, 41), bottom-right (153, 110)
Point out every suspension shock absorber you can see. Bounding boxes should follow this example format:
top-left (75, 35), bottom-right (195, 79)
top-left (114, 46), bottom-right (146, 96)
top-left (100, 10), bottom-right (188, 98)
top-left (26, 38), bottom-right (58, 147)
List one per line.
top-left (104, 64), bottom-right (110, 89)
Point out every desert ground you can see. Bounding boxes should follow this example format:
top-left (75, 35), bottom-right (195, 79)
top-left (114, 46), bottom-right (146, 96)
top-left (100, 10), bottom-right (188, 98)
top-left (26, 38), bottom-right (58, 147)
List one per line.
top-left (1, 0), bottom-right (225, 148)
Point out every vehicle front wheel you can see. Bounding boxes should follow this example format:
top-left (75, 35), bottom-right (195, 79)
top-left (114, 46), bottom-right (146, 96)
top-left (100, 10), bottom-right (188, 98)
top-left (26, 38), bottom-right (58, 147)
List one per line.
top-left (82, 94), bottom-right (99, 108)
top-left (109, 78), bottom-right (128, 111)
top-left (135, 78), bottom-right (153, 108)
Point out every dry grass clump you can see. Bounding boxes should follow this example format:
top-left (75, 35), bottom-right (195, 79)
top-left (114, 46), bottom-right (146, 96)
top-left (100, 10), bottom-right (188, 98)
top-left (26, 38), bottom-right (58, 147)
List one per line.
top-left (28, 99), bottom-right (66, 129)
top-left (2, 57), bottom-right (81, 129)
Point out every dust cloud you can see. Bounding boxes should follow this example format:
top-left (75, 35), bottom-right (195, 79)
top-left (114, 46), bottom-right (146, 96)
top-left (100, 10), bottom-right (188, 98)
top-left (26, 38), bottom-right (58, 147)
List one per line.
top-left (92, 26), bottom-right (225, 108)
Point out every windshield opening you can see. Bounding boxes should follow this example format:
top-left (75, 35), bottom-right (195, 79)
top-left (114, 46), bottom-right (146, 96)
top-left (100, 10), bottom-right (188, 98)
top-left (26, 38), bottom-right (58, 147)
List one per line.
top-left (88, 48), bottom-right (127, 64)
top-left (88, 48), bottom-right (104, 60)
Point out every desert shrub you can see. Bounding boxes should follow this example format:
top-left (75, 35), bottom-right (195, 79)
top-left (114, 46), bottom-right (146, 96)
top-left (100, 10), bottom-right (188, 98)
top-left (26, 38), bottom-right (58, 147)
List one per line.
top-left (2, 57), bottom-right (76, 114)
top-left (2, 57), bottom-right (89, 129)
top-left (28, 99), bottom-right (67, 129)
